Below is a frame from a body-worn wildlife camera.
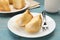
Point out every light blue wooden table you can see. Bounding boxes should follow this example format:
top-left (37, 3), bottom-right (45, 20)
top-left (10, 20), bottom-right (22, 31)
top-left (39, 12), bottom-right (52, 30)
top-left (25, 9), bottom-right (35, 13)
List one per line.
top-left (0, 0), bottom-right (60, 40)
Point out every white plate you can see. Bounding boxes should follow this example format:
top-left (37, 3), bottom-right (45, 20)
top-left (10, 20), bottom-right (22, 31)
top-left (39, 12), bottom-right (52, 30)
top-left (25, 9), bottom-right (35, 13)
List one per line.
top-left (8, 13), bottom-right (56, 38)
top-left (0, 0), bottom-right (29, 13)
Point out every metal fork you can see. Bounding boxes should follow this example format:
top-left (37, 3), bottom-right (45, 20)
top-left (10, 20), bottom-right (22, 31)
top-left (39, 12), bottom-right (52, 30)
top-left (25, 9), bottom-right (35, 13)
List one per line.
top-left (42, 10), bottom-right (48, 31)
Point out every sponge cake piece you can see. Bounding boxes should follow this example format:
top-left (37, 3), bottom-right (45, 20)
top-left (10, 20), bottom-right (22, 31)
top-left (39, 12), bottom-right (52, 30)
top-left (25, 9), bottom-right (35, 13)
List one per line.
top-left (25, 14), bottom-right (42, 33)
top-left (9, 0), bottom-right (13, 4)
top-left (16, 10), bottom-right (33, 27)
top-left (0, 0), bottom-right (10, 11)
top-left (0, 2), bottom-right (3, 11)
top-left (13, 0), bottom-right (25, 9)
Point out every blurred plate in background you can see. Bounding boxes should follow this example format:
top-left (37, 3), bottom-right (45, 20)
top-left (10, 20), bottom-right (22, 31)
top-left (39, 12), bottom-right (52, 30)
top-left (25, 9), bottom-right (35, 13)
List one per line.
top-left (0, 0), bottom-right (29, 14)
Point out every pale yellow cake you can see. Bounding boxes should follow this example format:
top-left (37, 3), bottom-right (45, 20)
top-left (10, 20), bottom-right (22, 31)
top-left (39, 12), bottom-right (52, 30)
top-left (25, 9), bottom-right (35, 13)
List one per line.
top-left (25, 14), bottom-right (42, 33)
top-left (0, 0), bottom-right (10, 11)
top-left (13, 0), bottom-right (25, 9)
top-left (9, 0), bottom-right (13, 4)
top-left (0, 2), bottom-right (3, 11)
top-left (16, 10), bottom-right (33, 27)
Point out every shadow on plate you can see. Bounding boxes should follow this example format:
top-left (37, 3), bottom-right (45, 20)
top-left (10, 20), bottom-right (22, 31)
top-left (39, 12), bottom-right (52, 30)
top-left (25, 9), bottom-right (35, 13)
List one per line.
top-left (8, 29), bottom-right (56, 40)
top-left (0, 9), bottom-right (26, 17)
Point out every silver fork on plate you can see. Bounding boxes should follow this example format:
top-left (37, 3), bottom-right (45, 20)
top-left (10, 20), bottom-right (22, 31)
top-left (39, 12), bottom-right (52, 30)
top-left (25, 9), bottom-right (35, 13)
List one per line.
top-left (42, 10), bottom-right (48, 31)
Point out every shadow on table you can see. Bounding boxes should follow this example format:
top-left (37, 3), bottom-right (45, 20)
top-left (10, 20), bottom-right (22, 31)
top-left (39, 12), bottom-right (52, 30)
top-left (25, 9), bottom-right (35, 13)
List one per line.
top-left (46, 12), bottom-right (60, 16)
top-left (8, 29), bottom-right (55, 40)
top-left (0, 10), bottom-right (26, 18)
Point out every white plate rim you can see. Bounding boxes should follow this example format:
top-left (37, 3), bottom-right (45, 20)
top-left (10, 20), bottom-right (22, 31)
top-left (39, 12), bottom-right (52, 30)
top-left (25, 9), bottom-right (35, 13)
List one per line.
top-left (8, 12), bottom-right (56, 38)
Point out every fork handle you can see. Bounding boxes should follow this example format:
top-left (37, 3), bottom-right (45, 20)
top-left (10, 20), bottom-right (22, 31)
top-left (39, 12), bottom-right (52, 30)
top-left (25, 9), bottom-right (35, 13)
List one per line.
top-left (42, 10), bottom-right (47, 22)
